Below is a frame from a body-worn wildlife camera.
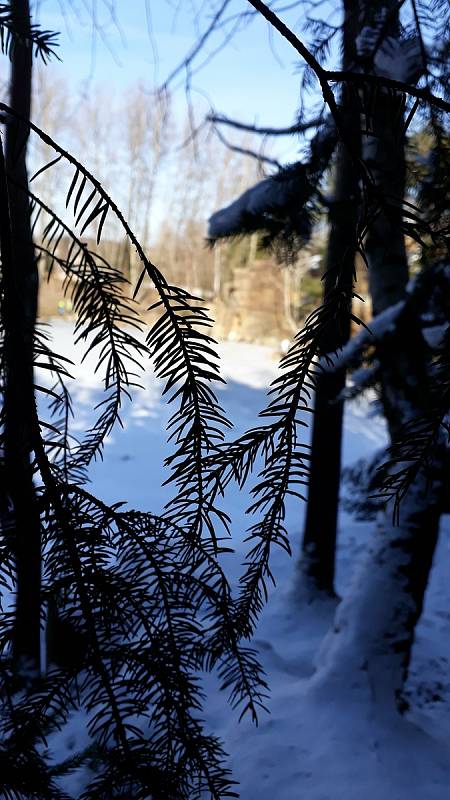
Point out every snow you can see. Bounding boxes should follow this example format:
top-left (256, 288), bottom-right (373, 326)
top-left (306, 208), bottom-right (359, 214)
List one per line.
top-left (36, 320), bottom-right (450, 799)
top-left (208, 116), bottom-right (335, 242)
top-left (208, 172), bottom-right (297, 240)
top-left (373, 36), bottom-right (423, 84)
top-left (323, 300), bottom-right (404, 374)
top-left (356, 15), bottom-right (423, 84)
top-left (423, 324), bottom-right (448, 351)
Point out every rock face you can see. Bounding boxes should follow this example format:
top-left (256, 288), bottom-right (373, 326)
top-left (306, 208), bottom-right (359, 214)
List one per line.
top-left (212, 260), bottom-right (296, 346)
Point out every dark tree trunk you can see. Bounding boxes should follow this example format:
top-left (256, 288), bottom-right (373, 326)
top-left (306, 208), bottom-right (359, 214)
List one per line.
top-left (298, 0), bottom-right (361, 597)
top-left (3, 0), bottom-right (41, 675)
top-left (316, 0), bottom-right (444, 691)
top-left (364, 101), bottom-right (409, 312)
top-left (314, 303), bottom-right (445, 701)
top-left (315, 448), bottom-right (445, 708)
top-left (363, 194), bottom-right (442, 681)
top-left (362, 0), bottom-right (441, 648)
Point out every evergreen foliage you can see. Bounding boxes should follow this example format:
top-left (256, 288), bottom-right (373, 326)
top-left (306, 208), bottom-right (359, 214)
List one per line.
top-left (0, 2), bottom-right (58, 63)
top-left (208, 116), bottom-right (337, 263)
top-left (208, 0), bottom-right (449, 529)
top-left (0, 72), bottom-right (266, 800)
top-left (0, 1), bottom-right (449, 797)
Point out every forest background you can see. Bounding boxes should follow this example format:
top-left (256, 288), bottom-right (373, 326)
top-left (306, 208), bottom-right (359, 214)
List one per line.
top-left (2, 0), bottom-right (347, 341)
top-left (0, 0), bottom-right (449, 798)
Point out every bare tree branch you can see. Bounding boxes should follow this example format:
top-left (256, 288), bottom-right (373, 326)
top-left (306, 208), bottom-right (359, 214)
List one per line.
top-left (160, 0), bottom-right (232, 92)
top-left (246, 0), bottom-right (450, 114)
top-left (326, 69), bottom-right (449, 112)
top-left (212, 124), bottom-right (282, 168)
top-left (207, 111), bottom-right (324, 136)
top-left (245, 0), bottom-right (360, 182)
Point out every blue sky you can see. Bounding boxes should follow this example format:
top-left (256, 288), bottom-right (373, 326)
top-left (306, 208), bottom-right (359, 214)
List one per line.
top-left (31, 0), bottom-right (340, 143)
top-left (1, 1), bottom-right (341, 234)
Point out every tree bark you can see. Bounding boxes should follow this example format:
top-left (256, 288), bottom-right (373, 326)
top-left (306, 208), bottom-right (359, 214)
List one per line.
top-left (315, 0), bottom-right (443, 696)
top-left (363, 0), bottom-right (441, 642)
top-left (3, 0), bottom-right (41, 676)
top-left (314, 331), bottom-right (445, 704)
top-left (298, 0), bottom-right (360, 597)
top-left (365, 119), bottom-right (410, 316)
top-left (315, 454), bottom-right (444, 711)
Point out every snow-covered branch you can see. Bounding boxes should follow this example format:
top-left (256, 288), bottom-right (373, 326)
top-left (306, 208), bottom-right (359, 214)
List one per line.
top-left (323, 301), bottom-right (405, 374)
top-left (208, 167), bottom-right (306, 239)
top-left (208, 116), bottom-right (336, 241)
top-left (324, 264), bottom-right (450, 377)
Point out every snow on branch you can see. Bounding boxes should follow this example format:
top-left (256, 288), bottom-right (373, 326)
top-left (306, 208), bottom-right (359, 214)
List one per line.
top-left (324, 301), bottom-right (405, 374)
top-left (334, 362), bottom-right (381, 403)
top-left (357, 24), bottom-right (424, 84)
top-left (209, 169), bottom-right (304, 239)
top-left (325, 262), bottom-right (450, 377)
top-left (208, 116), bottom-right (336, 243)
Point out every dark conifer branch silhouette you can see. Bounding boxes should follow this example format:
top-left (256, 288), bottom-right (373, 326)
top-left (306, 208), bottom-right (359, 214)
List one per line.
top-left (0, 3), bottom-right (60, 63)
top-left (325, 69), bottom-right (449, 112)
top-left (246, 0), bottom-right (450, 113)
top-left (0, 95), bottom-right (267, 798)
top-left (1, 2), bottom-right (449, 796)
top-left (199, 280), bottom-right (358, 636)
top-left (24, 188), bottom-right (148, 472)
top-left (204, 0), bottom-right (448, 614)
top-left (0, 99), bottom-right (233, 546)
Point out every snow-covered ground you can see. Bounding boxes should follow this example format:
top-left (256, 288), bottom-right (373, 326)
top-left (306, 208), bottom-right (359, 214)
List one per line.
top-left (38, 320), bottom-right (450, 799)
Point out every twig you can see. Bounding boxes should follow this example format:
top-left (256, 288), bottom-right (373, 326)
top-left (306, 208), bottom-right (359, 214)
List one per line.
top-left (212, 124), bottom-right (282, 168)
top-left (160, 0), bottom-right (232, 92)
top-left (207, 112), bottom-right (323, 136)
top-left (246, 0), bottom-right (450, 114)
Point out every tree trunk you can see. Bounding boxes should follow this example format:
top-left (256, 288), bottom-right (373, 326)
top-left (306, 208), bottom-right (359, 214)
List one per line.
top-left (315, 408), bottom-right (445, 708)
top-left (298, 0), bottom-right (360, 598)
top-left (313, 302), bottom-right (444, 698)
top-left (360, 0), bottom-right (410, 320)
top-left (315, 0), bottom-right (443, 695)
top-left (362, 0), bottom-right (441, 648)
top-left (3, 0), bottom-right (41, 676)
top-left (363, 79), bottom-right (409, 317)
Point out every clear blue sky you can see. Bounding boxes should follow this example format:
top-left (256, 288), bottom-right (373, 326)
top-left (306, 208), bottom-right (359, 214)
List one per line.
top-left (31, 0), bottom-right (340, 145)
top-left (1, 1), bottom-right (340, 234)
